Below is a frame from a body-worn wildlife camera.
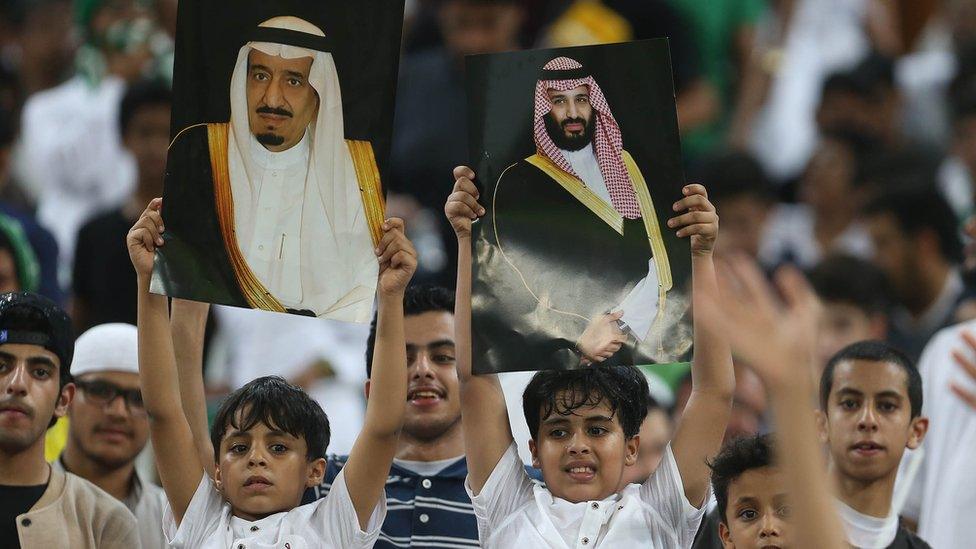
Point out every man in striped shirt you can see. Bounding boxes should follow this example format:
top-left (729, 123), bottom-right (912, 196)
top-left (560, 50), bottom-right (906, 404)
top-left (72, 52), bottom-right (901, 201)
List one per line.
top-left (310, 285), bottom-right (540, 548)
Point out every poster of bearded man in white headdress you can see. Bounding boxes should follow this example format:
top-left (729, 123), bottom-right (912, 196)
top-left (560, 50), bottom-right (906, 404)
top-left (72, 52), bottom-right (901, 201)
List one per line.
top-left (152, 2), bottom-right (403, 322)
top-left (467, 41), bottom-right (692, 373)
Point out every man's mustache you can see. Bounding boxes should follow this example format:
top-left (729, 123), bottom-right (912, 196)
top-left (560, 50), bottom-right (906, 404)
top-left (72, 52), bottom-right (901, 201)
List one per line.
top-left (561, 117), bottom-right (587, 129)
top-left (256, 106), bottom-right (293, 118)
top-left (0, 398), bottom-right (34, 418)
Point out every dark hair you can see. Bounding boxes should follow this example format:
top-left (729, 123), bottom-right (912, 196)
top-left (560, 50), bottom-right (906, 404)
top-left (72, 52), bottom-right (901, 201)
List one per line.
top-left (522, 366), bottom-right (649, 440)
top-left (118, 79), bottom-right (172, 136)
top-left (365, 284), bottom-right (454, 378)
top-left (698, 151), bottom-right (773, 206)
top-left (210, 376), bottom-right (330, 461)
top-left (709, 433), bottom-right (776, 526)
top-left (863, 186), bottom-right (963, 264)
top-left (821, 53), bottom-right (895, 103)
top-left (808, 254), bottom-right (889, 315)
top-left (820, 341), bottom-right (923, 418)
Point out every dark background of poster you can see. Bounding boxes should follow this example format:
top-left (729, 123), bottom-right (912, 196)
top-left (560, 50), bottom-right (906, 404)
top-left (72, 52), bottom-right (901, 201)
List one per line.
top-left (170, 0), bottom-right (404, 183)
top-left (465, 40), bottom-right (692, 373)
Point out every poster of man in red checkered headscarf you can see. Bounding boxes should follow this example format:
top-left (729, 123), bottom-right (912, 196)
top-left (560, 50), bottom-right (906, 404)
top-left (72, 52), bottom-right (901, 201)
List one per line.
top-left (467, 41), bottom-right (691, 374)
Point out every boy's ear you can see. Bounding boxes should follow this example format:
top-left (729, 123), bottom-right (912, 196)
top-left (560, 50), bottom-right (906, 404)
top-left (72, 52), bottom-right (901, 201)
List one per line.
top-left (815, 409), bottom-right (829, 444)
top-left (528, 439), bottom-right (541, 469)
top-left (719, 520), bottom-right (735, 548)
top-left (213, 464), bottom-right (223, 492)
top-left (306, 457), bottom-right (327, 487)
top-left (907, 416), bottom-right (929, 450)
top-left (624, 434), bottom-right (639, 467)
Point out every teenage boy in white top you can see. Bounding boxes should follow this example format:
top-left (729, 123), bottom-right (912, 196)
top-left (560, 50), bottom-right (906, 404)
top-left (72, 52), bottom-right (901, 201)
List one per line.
top-left (127, 198), bottom-right (417, 548)
top-left (445, 166), bottom-right (735, 548)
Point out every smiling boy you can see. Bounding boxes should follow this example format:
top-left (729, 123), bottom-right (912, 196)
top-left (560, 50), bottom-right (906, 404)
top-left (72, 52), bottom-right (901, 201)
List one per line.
top-left (445, 166), bottom-right (734, 547)
top-left (128, 198), bottom-right (417, 547)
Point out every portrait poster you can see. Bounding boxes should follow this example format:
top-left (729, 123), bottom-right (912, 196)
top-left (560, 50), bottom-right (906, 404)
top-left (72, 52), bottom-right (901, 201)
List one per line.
top-left (150, 0), bottom-right (404, 322)
top-left (467, 40), bottom-right (692, 374)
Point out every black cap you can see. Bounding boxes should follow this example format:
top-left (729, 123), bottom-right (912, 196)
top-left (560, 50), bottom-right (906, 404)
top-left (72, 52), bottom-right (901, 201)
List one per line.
top-left (0, 292), bottom-right (74, 375)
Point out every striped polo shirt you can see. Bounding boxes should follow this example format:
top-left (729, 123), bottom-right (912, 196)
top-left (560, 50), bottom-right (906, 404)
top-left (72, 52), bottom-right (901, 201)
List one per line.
top-left (309, 454), bottom-right (542, 548)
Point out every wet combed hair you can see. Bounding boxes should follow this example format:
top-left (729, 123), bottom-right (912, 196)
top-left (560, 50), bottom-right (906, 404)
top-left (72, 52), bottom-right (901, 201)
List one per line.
top-left (365, 284), bottom-right (454, 378)
top-left (709, 433), bottom-right (776, 526)
top-left (118, 79), bottom-right (172, 136)
top-left (820, 340), bottom-right (923, 418)
top-left (808, 254), bottom-right (889, 316)
top-left (210, 376), bottom-right (330, 461)
top-left (523, 366), bottom-right (649, 440)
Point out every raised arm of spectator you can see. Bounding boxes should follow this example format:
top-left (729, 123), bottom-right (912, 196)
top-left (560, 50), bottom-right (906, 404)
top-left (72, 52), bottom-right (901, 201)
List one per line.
top-left (128, 198), bottom-right (202, 524)
top-left (171, 297), bottom-right (214, 478)
top-left (667, 184), bottom-right (735, 507)
top-left (342, 218), bottom-right (416, 529)
top-left (698, 257), bottom-right (847, 549)
top-left (445, 166), bottom-right (515, 494)
top-left (950, 329), bottom-right (976, 410)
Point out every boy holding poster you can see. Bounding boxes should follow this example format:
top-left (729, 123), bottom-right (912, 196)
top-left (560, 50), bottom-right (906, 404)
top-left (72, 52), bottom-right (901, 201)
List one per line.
top-left (445, 167), bottom-right (732, 547)
top-left (128, 198), bottom-right (417, 548)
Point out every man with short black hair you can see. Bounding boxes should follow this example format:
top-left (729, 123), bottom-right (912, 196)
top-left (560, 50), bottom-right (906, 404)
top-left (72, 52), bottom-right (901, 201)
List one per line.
top-left (864, 187), bottom-right (971, 359)
top-left (818, 341), bottom-right (931, 548)
top-left (0, 292), bottom-right (138, 548)
top-left (312, 284), bottom-right (539, 548)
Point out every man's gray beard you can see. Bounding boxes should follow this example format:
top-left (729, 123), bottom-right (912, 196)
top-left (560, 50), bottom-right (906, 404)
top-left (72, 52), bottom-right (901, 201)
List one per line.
top-left (403, 414), bottom-right (461, 444)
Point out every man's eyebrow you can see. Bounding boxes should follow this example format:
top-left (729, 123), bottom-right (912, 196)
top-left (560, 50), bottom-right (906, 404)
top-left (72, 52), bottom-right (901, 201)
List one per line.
top-left (249, 63), bottom-right (271, 73)
top-left (542, 416), bottom-right (570, 426)
top-left (873, 390), bottom-right (904, 401)
top-left (284, 70), bottom-right (306, 80)
top-left (835, 387), bottom-right (864, 399)
top-left (426, 339), bottom-right (455, 350)
top-left (27, 356), bottom-right (57, 369)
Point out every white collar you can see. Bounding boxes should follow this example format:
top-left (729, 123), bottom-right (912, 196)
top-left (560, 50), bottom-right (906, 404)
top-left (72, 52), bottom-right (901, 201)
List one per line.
top-left (248, 128), bottom-right (310, 170)
top-left (560, 145), bottom-right (598, 164)
top-left (836, 499), bottom-right (898, 548)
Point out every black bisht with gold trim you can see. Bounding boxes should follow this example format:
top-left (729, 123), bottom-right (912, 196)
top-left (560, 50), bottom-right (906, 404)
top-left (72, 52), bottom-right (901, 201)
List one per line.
top-left (466, 41), bottom-right (693, 374)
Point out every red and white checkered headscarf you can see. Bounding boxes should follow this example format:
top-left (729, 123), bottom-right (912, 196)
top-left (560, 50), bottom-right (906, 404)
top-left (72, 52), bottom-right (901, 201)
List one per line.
top-left (534, 56), bottom-right (640, 219)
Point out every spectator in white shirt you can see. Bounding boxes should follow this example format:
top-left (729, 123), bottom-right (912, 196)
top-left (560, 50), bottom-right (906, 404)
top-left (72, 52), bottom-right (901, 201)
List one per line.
top-left (127, 199), bottom-right (418, 548)
top-left (445, 167), bottom-right (734, 547)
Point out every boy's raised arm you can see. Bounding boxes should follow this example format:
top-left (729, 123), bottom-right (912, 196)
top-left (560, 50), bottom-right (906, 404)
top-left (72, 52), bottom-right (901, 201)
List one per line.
top-left (170, 297), bottom-right (214, 479)
top-left (668, 184), bottom-right (735, 507)
top-left (445, 166), bottom-right (515, 494)
top-left (128, 198), bottom-right (203, 524)
top-left (698, 258), bottom-right (847, 549)
top-left (343, 218), bottom-right (416, 530)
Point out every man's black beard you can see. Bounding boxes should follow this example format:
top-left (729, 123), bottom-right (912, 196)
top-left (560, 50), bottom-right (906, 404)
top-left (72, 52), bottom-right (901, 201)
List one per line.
top-left (256, 133), bottom-right (285, 146)
top-left (544, 111), bottom-right (595, 151)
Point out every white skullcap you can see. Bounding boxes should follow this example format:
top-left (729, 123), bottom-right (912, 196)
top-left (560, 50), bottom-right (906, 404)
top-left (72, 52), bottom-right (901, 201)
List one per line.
top-left (71, 323), bottom-right (139, 378)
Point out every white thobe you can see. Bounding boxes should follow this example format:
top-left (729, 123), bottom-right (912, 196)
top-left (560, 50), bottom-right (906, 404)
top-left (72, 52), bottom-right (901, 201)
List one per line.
top-left (561, 146), bottom-right (660, 341)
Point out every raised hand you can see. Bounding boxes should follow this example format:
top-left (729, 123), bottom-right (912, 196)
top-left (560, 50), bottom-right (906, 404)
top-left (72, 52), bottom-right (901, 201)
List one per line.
top-left (697, 255), bottom-right (821, 388)
top-left (375, 217), bottom-right (417, 296)
top-left (445, 166), bottom-right (485, 240)
top-left (668, 183), bottom-right (718, 256)
top-left (950, 330), bottom-right (976, 410)
top-left (127, 198), bottom-right (165, 277)
top-left (576, 311), bottom-right (626, 364)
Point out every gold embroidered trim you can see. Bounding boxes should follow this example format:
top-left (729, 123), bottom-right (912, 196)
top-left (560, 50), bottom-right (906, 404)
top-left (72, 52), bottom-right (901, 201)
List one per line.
top-left (346, 140), bottom-right (386, 247)
top-left (525, 154), bottom-right (625, 235)
top-left (622, 151), bottom-right (673, 292)
top-left (206, 123), bottom-right (287, 312)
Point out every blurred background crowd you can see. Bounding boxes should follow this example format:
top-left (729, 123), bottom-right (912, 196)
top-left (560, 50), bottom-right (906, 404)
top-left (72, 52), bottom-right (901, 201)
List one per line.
top-left (2, 0), bottom-right (976, 471)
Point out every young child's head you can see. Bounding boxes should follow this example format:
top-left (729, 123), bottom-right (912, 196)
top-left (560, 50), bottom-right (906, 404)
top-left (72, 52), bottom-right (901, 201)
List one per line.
top-left (818, 341), bottom-right (927, 485)
top-left (710, 434), bottom-right (791, 549)
top-left (523, 366), bottom-right (648, 502)
top-left (210, 376), bottom-right (330, 520)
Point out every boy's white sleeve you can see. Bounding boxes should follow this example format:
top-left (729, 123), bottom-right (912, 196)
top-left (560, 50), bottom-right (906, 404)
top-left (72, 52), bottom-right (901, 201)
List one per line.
top-left (639, 443), bottom-right (708, 546)
top-left (313, 468), bottom-right (386, 548)
top-left (162, 474), bottom-right (226, 547)
top-left (466, 442), bottom-right (535, 543)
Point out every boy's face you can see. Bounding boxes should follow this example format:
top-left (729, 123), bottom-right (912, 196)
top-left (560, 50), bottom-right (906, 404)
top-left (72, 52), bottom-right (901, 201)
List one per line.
top-left (817, 359), bottom-right (927, 483)
top-left (528, 393), bottom-right (638, 503)
top-left (215, 419), bottom-right (325, 520)
top-left (402, 311), bottom-right (460, 441)
top-left (719, 466), bottom-right (792, 549)
top-left (0, 343), bottom-right (72, 453)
